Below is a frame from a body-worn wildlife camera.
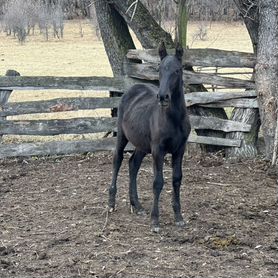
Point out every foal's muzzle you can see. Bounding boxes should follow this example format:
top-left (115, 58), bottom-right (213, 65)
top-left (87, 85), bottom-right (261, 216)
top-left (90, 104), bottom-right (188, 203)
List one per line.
top-left (157, 94), bottom-right (170, 107)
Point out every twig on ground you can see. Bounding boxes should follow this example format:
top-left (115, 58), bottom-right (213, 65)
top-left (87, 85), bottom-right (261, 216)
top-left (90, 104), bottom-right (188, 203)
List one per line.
top-left (126, 0), bottom-right (139, 21)
top-left (207, 181), bottom-right (233, 186)
top-left (101, 208), bottom-right (109, 232)
top-left (271, 105), bottom-right (278, 166)
top-left (108, 266), bottom-right (127, 278)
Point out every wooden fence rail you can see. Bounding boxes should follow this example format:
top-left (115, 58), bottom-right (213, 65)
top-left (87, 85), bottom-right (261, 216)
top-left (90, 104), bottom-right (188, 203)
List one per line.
top-left (0, 115), bottom-right (251, 136)
top-left (0, 90), bottom-right (257, 117)
top-left (126, 48), bottom-right (256, 68)
top-left (124, 62), bottom-right (255, 89)
top-left (0, 76), bottom-right (125, 91)
top-left (0, 135), bottom-right (242, 159)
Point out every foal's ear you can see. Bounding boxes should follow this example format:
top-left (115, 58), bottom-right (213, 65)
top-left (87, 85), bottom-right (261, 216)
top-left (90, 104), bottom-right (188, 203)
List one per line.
top-left (175, 43), bottom-right (184, 61)
top-left (158, 41), bottom-right (168, 61)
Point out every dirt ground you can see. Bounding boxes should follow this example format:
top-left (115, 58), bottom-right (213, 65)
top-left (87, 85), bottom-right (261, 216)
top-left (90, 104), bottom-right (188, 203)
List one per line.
top-left (0, 151), bottom-right (277, 278)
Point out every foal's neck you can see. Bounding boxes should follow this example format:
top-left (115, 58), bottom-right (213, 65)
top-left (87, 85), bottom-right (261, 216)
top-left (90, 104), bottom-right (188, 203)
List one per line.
top-left (170, 79), bottom-right (186, 116)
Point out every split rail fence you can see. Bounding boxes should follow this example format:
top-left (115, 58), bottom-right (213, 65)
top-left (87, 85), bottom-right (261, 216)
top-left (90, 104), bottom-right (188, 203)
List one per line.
top-left (0, 48), bottom-right (256, 158)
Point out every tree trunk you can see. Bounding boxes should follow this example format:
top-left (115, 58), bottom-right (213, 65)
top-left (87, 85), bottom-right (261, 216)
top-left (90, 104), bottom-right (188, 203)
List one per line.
top-left (94, 1), bottom-right (136, 120)
top-left (256, 0), bottom-right (278, 160)
top-left (176, 0), bottom-right (188, 47)
top-left (226, 0), bottom-right (260, 159)
top-left (110, 0), bottom-right (173, 48)
top-left (94, 1), bottom-right (135, 76)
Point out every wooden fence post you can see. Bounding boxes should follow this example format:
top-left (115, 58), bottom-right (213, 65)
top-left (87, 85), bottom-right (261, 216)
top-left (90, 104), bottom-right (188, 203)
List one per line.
top-left (0, 70), bottom-right (20, 141)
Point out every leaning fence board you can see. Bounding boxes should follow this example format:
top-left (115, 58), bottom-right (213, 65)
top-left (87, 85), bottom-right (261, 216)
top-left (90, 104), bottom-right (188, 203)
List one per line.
top-left (0, 97), bottom-right (121, 116)
top-left (0, 114), bottom-right (251, 136)
top-left (188, 135), bottom-right (241, 147)
top-left (124, 63), bottom-right (255, 89)
top-left (200, 98), bottom-right (258, 109)
top-left (127, 48), bottom-right (256, 68)
top-left (183, 70), bottom-right (255, 89)
top-left (0, 135), bottom-right (241, 158)
top-left (190, 115), bottom-right (251, 132)
top-left (184, 90), bottom-right (256, 106)
top-left (0, 76), bottom-right (125, 91)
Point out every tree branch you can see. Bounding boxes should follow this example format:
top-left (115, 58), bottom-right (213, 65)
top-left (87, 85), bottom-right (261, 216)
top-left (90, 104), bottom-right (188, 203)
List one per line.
top-left (110, 0), bottom-right (174, 48)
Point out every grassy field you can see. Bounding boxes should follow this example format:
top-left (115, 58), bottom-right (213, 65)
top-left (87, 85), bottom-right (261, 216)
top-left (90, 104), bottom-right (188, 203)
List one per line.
top-left (0, 20), bottom-right (253, 143)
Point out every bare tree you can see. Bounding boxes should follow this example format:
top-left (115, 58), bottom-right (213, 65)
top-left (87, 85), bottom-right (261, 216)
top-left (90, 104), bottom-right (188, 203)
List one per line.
top-left (2, 0), bottom-right (64, 42)
top-left (50, 3), bottom-right (64, 39)
top-left (3, 0), bottom-right (30, 43)
top-left (94, 1), bottom-right (136, 120)
top-left (256, 0), bottom-right (278, 161)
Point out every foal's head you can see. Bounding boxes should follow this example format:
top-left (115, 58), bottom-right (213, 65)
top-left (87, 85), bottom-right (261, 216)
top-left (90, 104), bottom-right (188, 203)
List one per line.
top-left (158, 42), bottom-right (184, 107)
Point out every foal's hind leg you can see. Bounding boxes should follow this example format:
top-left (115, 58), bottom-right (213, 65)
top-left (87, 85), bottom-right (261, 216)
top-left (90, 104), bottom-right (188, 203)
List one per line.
top-left (172, 146), bottom-right (186, 227)
top-left (109, 131), bottom-right (128, 212)
top-left (129, 149), bottom-right (146, 214)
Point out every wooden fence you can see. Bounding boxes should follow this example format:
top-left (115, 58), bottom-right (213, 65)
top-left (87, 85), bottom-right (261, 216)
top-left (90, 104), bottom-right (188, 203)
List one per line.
top-left (0, 48), bottom-right (256, 159)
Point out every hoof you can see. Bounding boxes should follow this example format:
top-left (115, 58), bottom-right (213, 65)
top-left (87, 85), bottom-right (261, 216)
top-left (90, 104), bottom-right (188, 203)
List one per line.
top-left (130, 206), bottom-right (146, 216)
top-left (136, 208), bottom-right (147, 216)
top-left (151, 225), bottom-right (160, 233)
top-left (175, 220), bottom-right (186, 227)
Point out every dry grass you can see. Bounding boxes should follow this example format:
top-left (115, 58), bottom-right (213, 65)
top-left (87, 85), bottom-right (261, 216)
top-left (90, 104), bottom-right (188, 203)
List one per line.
top-left (0, 20), bottom-right (112, 77)
top-left (187, 21), bottom-right (252, 51)
top-left (0, 20), bottom-right (253, 143)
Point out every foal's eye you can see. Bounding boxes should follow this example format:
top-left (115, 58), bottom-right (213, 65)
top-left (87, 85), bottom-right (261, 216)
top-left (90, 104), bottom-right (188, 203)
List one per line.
top-left (175, 69), bottom-right (180, 75)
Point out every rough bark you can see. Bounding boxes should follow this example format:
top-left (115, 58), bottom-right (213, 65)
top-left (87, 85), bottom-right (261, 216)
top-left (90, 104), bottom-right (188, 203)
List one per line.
top-left (94, 1), bottom-right (135, 76)
top-left (226, 108), bottom-right (260, 158)
top-left (94, 1), bottom-right (136, 119)
top-left (110, 0), bottom-right (173, 48)
top-left (256, 0), bottom-right (278, 160)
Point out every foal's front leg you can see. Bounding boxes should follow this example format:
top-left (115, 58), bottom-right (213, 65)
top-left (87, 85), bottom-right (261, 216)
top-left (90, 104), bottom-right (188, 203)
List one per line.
top-left (172, 147), bottom-right (185, 227)
top-left (151, 148), bottom-right (165, 232)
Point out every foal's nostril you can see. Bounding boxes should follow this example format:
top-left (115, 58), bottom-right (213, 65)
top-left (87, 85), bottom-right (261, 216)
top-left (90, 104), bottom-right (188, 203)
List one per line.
top-left (159, 95), bottom-right (169, 102)
top-left (159, 95), bottom-right (165, 102)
